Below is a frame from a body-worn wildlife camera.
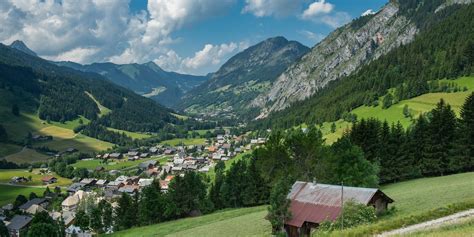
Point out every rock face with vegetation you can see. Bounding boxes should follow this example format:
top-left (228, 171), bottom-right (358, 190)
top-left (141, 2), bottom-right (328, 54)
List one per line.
top-left (177, 37), bottom-right (309, 119)
top-left (56, 61), bottom-right (208, 107)
top-left (251, 1), bottom-right (418, 118)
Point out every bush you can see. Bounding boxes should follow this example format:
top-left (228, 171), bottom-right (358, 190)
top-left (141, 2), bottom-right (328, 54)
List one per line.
top-left (318, 200), bottom-right (376, 233)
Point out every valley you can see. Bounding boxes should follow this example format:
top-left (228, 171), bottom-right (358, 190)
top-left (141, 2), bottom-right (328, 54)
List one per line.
top-left (0, 0), bottom-right (473, 237)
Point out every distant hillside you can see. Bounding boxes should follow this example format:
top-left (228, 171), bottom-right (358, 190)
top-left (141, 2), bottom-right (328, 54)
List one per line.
top-left (177, 37), bottom-right (309, 119)
top-left (0, 43), bottom-right (181, 134)
top-left (56, 61), bottom-right (208, 107)
top-left (252, 0), bottom-right (473, 118)
top-left (254, 1), bottom-right (474, 129)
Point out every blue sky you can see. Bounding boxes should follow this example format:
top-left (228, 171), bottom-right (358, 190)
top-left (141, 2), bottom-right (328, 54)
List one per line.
top-left (0, 0), bottom-right (387, 75)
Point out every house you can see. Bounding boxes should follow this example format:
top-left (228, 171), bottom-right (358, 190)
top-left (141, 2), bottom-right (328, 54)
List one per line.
top-left (25, 204), bottom-right (46, 215)
top-left (149, 147), bottom-right (159, 154)
top-left (19, 198), bottom-right (48, 212)
top-left (140, 153), bottom-right (150, 158)
top-left (7, 215), bottom-right (32, 237)
top-left (284, 182), bottom-right (394, 237)
top-left (79, 178), bottom-right (97, 187)
top-left (95, 166), bottom-right (105, 172)
top-left (109, 153), bottom-right (122, 159)
top-left (127, 151), bottom-right (140, 157)
top-left (118, 185), bottom-right (139, 195)
top-left (67, 183), bottom-right (85, 194)
top-left (62, 190), bottom-right (86, 211)
top-left (10, 177), bottom-right (28, 184)
top-left (138, 160), bottom-right (157, 170)
top-left (138, 178), bottom-right (153, 188)
top-left (95, 179), bottom-right (108, 187)
top-left (41, 176), bottom-right (57, 184)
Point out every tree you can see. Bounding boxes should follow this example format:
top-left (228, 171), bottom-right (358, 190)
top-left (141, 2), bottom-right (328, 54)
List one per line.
top-left (0, 124), bottom-right (8, 142)
top-left (0, 220), bottom-right (8, 237)
top-left (459, 92), bottom-right (474, 171)
top-left (138, 180), bottom-right (165, 225)
top-left (12, 104), bottom-right (19, 116)
top-left (89, 207), bottom-right (103, 233)
top-left (330, 122), bottom-right (337, 133)
top-left (13, 194), bottom-right (28, 209)
top-left (325, 137), bottom-right (379, 187)
top-left (99, 200), bottom-right (113, 232)
top-left (403, 104), bottom-right (411, 118)
top-left (28, 212), bottom-right (60, 237)
top-left (382, 93), bottom-right (393, 109)
top-left (167, 172), bottom-right (208, 218)
top-left (75, 210), bottom-right (90, 232)
top-left (209, 161), bottom-right (225, 209)
top-left (267, 177), bottom-right (293, 235)
top-left (114, 193), bottom-right (136, 230)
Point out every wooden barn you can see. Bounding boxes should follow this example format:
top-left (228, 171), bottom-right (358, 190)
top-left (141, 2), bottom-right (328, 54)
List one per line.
top-left (284, 181), bottom-right (394, 237)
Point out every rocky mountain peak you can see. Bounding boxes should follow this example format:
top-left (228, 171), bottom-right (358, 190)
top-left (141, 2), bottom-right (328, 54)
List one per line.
top-left (9, 40), bottom-right (37, 57)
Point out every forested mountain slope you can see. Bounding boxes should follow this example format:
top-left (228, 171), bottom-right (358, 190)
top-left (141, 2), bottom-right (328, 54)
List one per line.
top-left (57, 61), bottom-right (208, 107)
top-left (0, 44), bottom-right (181, 133)
top-left (177, 37), bottom-right (309, 119)
top-left (252, 0), bottom-right (472, 118)
top-left (254, 2), bottom-right (474, 129)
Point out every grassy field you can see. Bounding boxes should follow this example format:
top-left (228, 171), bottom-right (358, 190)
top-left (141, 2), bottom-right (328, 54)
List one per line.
top-left (72, 156), bottom-right (169, 171)
top-left (0, 184), bottom-right (47, 206)
top-left (107, 128), bottom-right (152, 140)
top-left (159, 138), bottom-right (207, 146)
top-left (0, 143), bottom-right (23, 158)
top-left (110, 206), bottom-right (270, 237)
top-left (3, 148), bottom-right (50, 164)
top-left (110, 172), bottom-right (474, 237)
top-left (0, 169), bottom-right (72, 186)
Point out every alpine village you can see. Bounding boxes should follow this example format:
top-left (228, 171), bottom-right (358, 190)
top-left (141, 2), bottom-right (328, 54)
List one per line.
top-left (0, 0), bottom-right (473, 236)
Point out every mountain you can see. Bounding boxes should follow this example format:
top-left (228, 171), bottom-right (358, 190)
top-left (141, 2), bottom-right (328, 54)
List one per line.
top-left (177, 36), bottom-right (309, 119)
top-left (9, 40), bottom-right (37, 57)
top-left (56, 61), bottom-right (208, 107)
top-left (0, 43), bottom-right (184, 134)
top-left (252, 0), bottom-right (474, 129)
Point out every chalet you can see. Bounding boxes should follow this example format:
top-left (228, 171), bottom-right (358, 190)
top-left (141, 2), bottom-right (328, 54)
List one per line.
top-left (103, 153), bottom-right (110, 159)
top-left (67, 183), bottom-right (85, 194)
top-left (149, 147), bottom-right (159, 154)
top-left (7, 215), bottom-right (32, 237)
top-left (140, 153), bottom-right (150, 158)
top-left (79, 178), bottom-right (97, 187)
top-left (41, 176), bottom-right (57, 184)
top-left (284, 182), bottom-right (393, 237)
top-left (32, 135), bottom-right (53, 141)
top-left (171, 166), bottom-right (183, 173)
top-left (127, 151), bottom-right (140, 157)
top-left (24, 204), bottom-right (46, 215)
top-left (146, 168), bottom-right (159, 177)
top-left (138, 160), bottom-right (157, 170)
top-left (109, 153), bottom-right (122, 159)
top-left (19, 198), bottom-right (49, 212)
top-left (138, 178), bottom-right (153, 188)
top-left (118, 185), bottom-right (139, 195)
top-left (106, 181), bottom-right (124, 189)
top-left (199, 166), bottom-right (210, 173)
top-left (222, 143), bottom-right (231, 150)
top-left (95, 179), bottom-right (108, 187)
top-left (62, 190), bottom-right (86, 211)
top-left (10, 176), bottom-right (28, 184)
top-left (95, 166), bottom-right (105, 172)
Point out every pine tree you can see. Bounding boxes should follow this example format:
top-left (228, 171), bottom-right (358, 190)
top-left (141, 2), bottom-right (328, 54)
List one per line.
top-left (460, 92), bottom-right (474, 171)
top-left (267, 177), bottom-right (293, 235)
top-left (114, 193), bottom-right (135, 230)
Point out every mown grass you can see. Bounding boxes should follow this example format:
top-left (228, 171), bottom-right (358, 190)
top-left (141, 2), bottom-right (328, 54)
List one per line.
top-left (159, 138), bottom-right (207, 146)
top-left (106, 127), bottom-right (152, 140)
top-left (72, 156), bottom-right (168, 171)
top-left (110, 205), bottom-right (270, 237)
top-left (0, 184), bottom-right (46, 206)
top-left (3, 148), bottom-right (50, 164)
top-left (0, 169), bottom-right (72, 186)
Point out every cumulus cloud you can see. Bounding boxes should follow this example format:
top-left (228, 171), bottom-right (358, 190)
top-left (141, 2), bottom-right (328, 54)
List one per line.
top-left (300, 0), bottom-right (351, 28)
top-left (0, 0), bottom-right (238, 74)
top-left (301, 0), bottom-right (334, 19)
top-left (361, 9), bottom-right (376, 16)
top-left (242, 0), bottom-right (302, 18)
top-left (154, 41), bottom-right (250, 74)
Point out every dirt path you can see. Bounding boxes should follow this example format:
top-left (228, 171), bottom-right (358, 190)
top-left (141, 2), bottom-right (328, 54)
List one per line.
top-left (377, 209), bottom-right (474, 236)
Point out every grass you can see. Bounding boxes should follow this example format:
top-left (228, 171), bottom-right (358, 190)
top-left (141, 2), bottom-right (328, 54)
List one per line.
top-left (72, 156), bottom-right (168, 171)
top-left (406, 217), bottom-right (474, 237)
top-left (0, 184), bottom-right (46, 206)
top-left (85, 91), bottom-right (111, 117)
top-left (110, 205), bottom-right (270, 237)
top-left (159, 138), bottom-right (207, 146)
top-left (0, 169), bottom-right (72, 186)
top-left (107, 128), bottom-right (152, 140)
top-left (324, 172), bottom-right (474, 236)
top-left (3, 148), bottom-right (50, 164)
top-left (0, 143), bottom-right (22, 158)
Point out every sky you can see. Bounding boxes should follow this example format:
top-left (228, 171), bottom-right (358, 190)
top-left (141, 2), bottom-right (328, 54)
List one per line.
top-left (0, 0), bottom-right (387, 75)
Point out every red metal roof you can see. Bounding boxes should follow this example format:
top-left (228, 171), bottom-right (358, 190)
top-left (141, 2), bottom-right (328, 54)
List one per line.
top-left (286, 200), bottom-right (341, 228)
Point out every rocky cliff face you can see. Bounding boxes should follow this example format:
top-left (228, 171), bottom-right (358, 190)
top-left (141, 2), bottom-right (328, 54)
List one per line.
top-left (251, 2), bottom-right (417, 118)
top-left (178, 36), bottom-right (309, 118)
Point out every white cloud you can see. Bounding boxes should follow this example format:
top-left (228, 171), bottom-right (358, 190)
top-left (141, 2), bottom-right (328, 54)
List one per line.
top-left (154, 41), bottom-right (250, 75)
top-left (242, 0), bottom-right (302, 18)
top-left (0, 0), bottom-right (237, 74)
top-left (300, 0), bottom-right (351, 28)
top-left (301, 0), bottom-right (334, 19)
top-left (298, 30), bottom-right (325, 43)
top-left (361, 9), bottom-right (376, 16)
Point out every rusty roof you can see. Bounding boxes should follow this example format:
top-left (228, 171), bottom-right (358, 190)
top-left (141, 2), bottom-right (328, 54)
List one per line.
top-left (285, 181), bottom-right (393, 227)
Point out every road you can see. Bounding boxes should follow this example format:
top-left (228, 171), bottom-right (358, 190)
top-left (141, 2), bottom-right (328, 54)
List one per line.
top-left (377, 209), bottom-right (474, 236)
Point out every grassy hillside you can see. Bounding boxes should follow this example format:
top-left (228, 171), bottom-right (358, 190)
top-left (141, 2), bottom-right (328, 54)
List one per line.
top-left (0, 184), bottom-right (46, 206)
top-left (321, 77), bottom-right (474, 143)
top-left (0, 169), bottom-right (72, 186)
top-left (72, 156), bottom-right (169, 171)
top-left (408, 217), bottom-right (474, 237)
top-left (110, 172), bottom-right (474, 237)
top-left (159, 138), bottom-right (207, 146)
